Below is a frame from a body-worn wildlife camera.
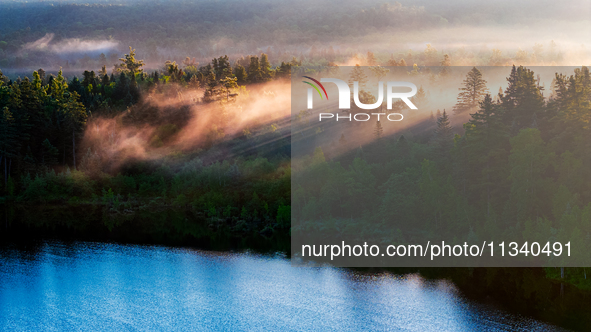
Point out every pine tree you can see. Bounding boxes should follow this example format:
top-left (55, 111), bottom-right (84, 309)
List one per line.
top-left (260, 53), bottom-right (273, 81)
top-left (275, 62), bottom-right (291, 80)
top-left (203, 71), bottom-right (221, 102)
top-left (82, 70), bottom-right (96, 88)
top-left (36, 68), bottom-right (46, 84)
top-left (101, 73), bottom-right (110, 91)
top-left (32, 71), bottom-right (43, 92)
top-left (463, 94), bottom-right (509, 217)
top-left (433, 110), bottom-right (454, 162)
top-left (117, 46), bottom-right (144, 76)
top-left (234, 64), bottom-right (248, 84)
top-left (453, 67), bottom-right (488, 115)
top-left (213, 55), bottom-right (232, 79)
top-left (51, 69), bottom-right (68, 101)
top-left (500, 65), bottom-right (545, 130)
top-left (247, 56), bottom-right (262, 83)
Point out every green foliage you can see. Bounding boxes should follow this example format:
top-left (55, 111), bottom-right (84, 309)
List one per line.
top-left (292, 65), bottom-right (591, 263)
top-left (117, 47), bottom-right (145, 75)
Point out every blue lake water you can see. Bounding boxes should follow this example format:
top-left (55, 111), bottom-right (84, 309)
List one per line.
top-left (0, 241), bottom-right (564, 331)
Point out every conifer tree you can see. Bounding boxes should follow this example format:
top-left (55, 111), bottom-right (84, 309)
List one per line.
top-left (213, 55), bottom-right (232, 79)
top-left (463, 94), bottom-right (509, 216)
top-left (453, 67), bottom-right (488, 115)
top-left (117, 46), bottom-right (145, 76)
top-left (234, 64), bottom-right (248, 84)
top-left (500, 65), bottom-right (545, 130)
top-left (260, 53), bottom-right (273, 81)
top-left (433, 110), bottom-right (453, 162)
top-left (247, 56), bottom-right (262, 83)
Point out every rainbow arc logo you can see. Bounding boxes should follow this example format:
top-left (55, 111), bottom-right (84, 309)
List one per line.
top-left (302, 76), bottom-right (328, 100)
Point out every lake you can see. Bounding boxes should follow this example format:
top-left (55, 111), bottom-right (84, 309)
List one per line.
top-left (0, 241), bottom-right (565, 331)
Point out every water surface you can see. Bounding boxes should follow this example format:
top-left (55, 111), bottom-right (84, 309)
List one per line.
top-left (0, 241), bottom-right (564, 331)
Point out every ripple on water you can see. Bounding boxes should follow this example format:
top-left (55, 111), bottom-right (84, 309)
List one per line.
top-left (0, 241), bottom-right (566, 331)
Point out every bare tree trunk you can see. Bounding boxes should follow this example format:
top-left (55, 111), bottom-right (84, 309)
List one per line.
top-left (72, 129), bottom-right (76, 170)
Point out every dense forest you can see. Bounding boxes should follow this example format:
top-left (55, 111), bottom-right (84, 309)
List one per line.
top-left (2, 55), bottom-right (591, 328)
top-left (2, 42), bottom-right (591, 285)
top-left (0, 0), bottom-right (590, 329)
top-left (0, 47), bottom-right (294, 243)
top-left (292, 64), bottom-right (591, 280)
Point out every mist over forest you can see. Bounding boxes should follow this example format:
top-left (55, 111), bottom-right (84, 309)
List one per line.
top-left (1, 1), bottom-right (591, 328)
top-left (0, 0), bottom-right (589, 73)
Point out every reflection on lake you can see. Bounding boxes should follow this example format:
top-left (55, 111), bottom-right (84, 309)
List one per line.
top-left (0, 241), bottom-right (564, 331)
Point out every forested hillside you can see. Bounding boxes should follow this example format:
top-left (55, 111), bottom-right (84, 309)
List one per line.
top-left (0, 0), bottom-right (588, 70)
top-left (0, 1), bottom-right (590, 328)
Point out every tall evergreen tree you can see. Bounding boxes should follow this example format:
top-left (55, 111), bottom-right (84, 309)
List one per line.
top-left (59, 92), bottom-right (88, 169)
top-left (463, 94), bottom-right (509, 217)
top-left (260, 53), bottom-right (273, 81)
top-left (500, 65), bottom-right (545, 130)
top-left (247, 56), bottom-right (262, 83)
top-left (117, 46), bottom-right (145, 76)
top-left (433, 110), bottom-right (453, 162)
top-left (453, 67), bottom-right (488, 115)
top-left (213, 55), bottom-right (232, 80)
top-left (234, 63), bottom-right (248, 84)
